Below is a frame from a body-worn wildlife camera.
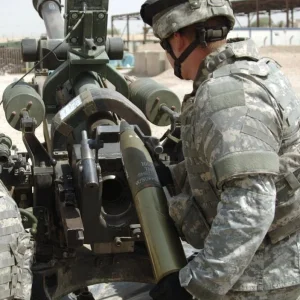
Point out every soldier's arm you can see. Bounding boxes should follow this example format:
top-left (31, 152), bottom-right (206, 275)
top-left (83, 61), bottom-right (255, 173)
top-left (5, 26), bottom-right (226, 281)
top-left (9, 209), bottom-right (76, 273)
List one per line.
top-left (179, 174), bottom-right (276, 299)
top-left (0, 180), bottom-right (34, 300)
top-left (180, 75), bottom-right (281, 299)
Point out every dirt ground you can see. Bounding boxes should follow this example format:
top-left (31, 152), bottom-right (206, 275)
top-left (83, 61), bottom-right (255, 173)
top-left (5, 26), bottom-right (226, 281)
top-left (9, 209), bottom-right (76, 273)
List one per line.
top-left (0, 46), bottom-right (299, 300)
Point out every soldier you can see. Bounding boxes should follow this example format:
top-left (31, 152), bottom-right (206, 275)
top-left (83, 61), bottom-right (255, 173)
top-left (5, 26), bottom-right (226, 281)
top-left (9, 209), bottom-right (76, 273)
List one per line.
top-left (0, 180), bottom-right (34, 300)
top-left (140, 0), bottom-right (300, 300)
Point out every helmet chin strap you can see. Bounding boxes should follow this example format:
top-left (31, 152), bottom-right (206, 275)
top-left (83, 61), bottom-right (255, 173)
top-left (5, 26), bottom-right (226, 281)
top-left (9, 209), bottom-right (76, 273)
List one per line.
top-left (162, 25), bottom-right (230, 79)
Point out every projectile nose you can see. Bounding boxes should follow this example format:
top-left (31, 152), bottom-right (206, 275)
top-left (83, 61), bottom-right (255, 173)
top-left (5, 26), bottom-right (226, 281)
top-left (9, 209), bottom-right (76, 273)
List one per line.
top-left (120, 120), bottom-right (132, 134)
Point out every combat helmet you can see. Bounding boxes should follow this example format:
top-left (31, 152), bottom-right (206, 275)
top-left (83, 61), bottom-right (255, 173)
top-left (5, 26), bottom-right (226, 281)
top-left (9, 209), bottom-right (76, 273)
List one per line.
top-left (140, 0), bottom-right (235, 78)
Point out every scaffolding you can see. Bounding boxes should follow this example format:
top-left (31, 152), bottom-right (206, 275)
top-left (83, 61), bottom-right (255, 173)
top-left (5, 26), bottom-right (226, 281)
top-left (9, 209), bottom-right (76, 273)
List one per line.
top-left (111, 12), bottom-right (155, 48)
top-left (232, 0), bottom-right (300, 27)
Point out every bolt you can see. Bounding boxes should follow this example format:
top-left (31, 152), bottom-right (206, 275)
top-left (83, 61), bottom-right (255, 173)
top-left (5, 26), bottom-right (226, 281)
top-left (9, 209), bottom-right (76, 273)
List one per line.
top-left (26, 101), bottom-right (33, 110)
top-left (171, 106), bottom-right (176, 111)
top-left (96, 37), bottom-right (103, 44)
top-left (8, 111), bottom-right (16, 122)
top-left (114, 237), bottom-right (122, 247)
top-left (18, 167), bottom-right (26, 175)
top-left (98, 12), bottom-right (105, 19)
top-left (71, 13), bottom-right (78, 20)
top-left (71, 37), bottom-right (78, 44)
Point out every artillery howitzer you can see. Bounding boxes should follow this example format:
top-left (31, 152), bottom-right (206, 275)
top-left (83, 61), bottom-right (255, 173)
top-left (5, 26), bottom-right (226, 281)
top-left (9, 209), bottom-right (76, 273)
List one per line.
top-left (0, 0), bottom-right (186, 299)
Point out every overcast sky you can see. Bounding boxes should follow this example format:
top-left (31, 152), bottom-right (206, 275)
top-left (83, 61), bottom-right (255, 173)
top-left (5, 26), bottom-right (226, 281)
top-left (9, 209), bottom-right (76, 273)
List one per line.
top-left (0, 0), bottom-right (299, 39)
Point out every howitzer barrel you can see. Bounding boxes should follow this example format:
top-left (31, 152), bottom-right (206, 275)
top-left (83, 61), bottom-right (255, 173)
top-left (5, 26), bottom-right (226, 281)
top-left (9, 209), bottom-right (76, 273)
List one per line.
top-left (33, 0), bottom-right (64, 39)
top-left (119, 121), bottom-right (187, 282)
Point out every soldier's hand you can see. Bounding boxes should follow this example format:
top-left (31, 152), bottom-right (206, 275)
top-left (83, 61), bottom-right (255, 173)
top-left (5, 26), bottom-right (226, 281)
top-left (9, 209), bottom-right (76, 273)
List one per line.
top-left (149, 272), bottom-right (193, 300)
top-left (154, 160), bottom-right (174, 187)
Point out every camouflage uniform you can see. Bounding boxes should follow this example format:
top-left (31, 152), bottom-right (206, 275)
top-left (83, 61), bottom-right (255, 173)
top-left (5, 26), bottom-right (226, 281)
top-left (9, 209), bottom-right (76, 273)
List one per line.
top-left (168, 37), bottom-right (300, 299)
top-left (0, 180), bottom-right (34, 300)
top-left (224, 285), bottom-right (300, 300)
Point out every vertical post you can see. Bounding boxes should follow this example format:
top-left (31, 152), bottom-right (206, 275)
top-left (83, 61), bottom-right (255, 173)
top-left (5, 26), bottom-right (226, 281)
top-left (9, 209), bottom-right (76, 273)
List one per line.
top-left (111, 16), bottom-right (114, 37)
top-left (248, 13), bottom-right (251, 27)
top-left (269, 10), bottom-right (272, 27)
top-left (143, 23), bottom-right (147, 44)
top-left (271, 28), bottom-right (273, 45)
top-left (286, 0), bottom-right (290, 28)
top-left (127, 15), bottom-right (130, 50)
top-left (291, 8), bottom-right (294, 27)
top-left (256, 0), bottom-right (260, 27)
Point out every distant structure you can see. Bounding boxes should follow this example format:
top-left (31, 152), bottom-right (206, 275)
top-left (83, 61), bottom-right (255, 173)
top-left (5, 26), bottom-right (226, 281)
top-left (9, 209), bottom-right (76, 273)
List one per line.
top-left (111, 12), bottom-right (154, 49)
top-left (112, 0), bottom-right (300, 49)
top-left (232, 0), bottom-right (300, 27)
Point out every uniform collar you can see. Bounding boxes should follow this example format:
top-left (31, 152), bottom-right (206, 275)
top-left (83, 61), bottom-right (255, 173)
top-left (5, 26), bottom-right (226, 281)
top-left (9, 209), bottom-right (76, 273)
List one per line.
top-left (182, 38), bottom-right (259, 111)
top-left (194, 38), bottom-right (260, 89)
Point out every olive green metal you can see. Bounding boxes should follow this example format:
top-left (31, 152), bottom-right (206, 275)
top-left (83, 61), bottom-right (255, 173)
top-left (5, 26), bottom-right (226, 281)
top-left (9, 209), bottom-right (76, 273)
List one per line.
top-left (120, 121), bottom-right (187, 282)
top-left (106, 37), bottom-right (124, 60)
top-left (2, 82), bottom-right (46, 131)
top-left (128, 78), bottom-right (181, 127)
top-left (19, 208), bottom-right (38, 236)
top-left (106, 64), bottom-right (129, 98)
top-left (65, 0), bottom-right (109, 47)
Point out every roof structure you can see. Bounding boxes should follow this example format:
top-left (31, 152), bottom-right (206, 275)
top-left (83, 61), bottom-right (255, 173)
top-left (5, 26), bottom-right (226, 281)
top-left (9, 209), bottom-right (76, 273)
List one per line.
top-left (231, 0), bottom-right (300, 27)
top-left (231, 0), bottom-right (300, 15)
top-left (112, 0), bottom-right (300, 45)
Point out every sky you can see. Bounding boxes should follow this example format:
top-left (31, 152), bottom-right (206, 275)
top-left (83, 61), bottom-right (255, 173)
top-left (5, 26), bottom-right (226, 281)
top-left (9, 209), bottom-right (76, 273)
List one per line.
top-left (0, 0), bottom-right (299, 39)
top-left (0, 0), bottom-right (145, 39)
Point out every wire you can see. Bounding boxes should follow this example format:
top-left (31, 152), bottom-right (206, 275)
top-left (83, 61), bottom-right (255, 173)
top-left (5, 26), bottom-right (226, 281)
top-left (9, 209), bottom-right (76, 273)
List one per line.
top-left (12, 12), bottom-right (85, 88)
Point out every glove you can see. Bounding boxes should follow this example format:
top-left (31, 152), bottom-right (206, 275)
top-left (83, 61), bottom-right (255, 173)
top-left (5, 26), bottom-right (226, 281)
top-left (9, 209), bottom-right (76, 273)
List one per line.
top-left (149, 272), bottom-right (193, 300)
top-left (155, 161), bottom-right (174, 187)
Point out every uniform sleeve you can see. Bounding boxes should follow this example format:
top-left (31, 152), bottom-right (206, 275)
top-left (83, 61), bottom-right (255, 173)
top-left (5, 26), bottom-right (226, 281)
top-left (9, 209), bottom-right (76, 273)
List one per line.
top-left (168, 160), bottom-right (187, 194)
top-left (178, 74), bottom-right (281, 298)
top-left (179, 174), bottom-right (276, 299)
top-left (192, 74), bottom-right (281, 188)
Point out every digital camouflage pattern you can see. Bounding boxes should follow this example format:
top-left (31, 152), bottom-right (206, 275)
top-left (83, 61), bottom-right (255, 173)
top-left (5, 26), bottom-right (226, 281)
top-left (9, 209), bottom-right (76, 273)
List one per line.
top-left (225, 284), bottom-right (300, 300)
top-left (167, 38), bottom-right (300, 299)
top-left (0, 180), bottom-right (34, 300)
top-left (152, 0), bottom-right (235, 40)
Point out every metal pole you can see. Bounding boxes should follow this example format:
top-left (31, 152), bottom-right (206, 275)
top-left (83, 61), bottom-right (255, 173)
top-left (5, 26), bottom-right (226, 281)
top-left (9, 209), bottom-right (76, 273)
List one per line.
top-left (143, 24), bottom-right (147, 44)
top-left (291, 8), bottom-right (294, 27)
top-left (248, 13), bottom-right (251, 27)
top-left (127, 15), bottom-right (130, 50)
top-left (111, 16), bottom-right (114, 37)
top-left (271, 28), bottom-right (273, 45)
top-left (286, 0), bottom-right (290, 28)
top-left (40, 0), bottom-right (64, 39)
top-left (269, 10), bottom-right (272, 27)
top-left (256, 0), bottom-right (260, 27)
